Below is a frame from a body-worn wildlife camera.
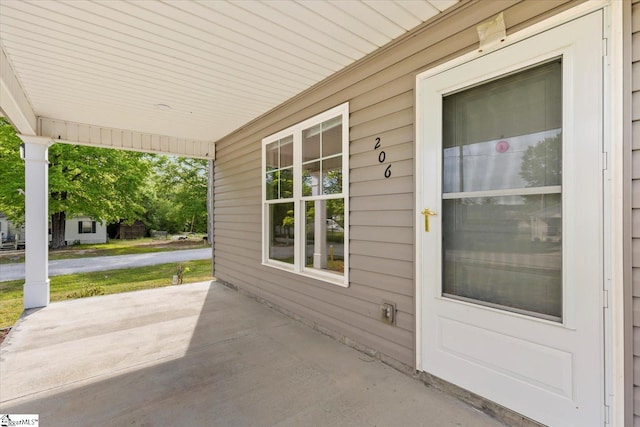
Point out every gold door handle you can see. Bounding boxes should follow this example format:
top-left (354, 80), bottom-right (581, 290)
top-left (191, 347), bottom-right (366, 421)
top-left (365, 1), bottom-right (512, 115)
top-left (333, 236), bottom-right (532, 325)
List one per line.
top-left (421, 208), bottom-right (437, 232)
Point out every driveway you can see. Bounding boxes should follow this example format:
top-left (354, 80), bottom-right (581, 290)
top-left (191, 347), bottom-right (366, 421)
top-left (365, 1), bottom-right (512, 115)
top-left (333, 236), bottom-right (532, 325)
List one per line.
top-left (0, 281), bottom-right (505, 427)
top-left (0, 248), bottom-right (211, 282)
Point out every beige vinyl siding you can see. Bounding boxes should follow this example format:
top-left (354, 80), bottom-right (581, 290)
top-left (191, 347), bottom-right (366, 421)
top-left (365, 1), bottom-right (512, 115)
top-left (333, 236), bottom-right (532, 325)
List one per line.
top-left (633, 0), bottom-right (640, 422)
top-left (213, 0), bottom-right (584, 367)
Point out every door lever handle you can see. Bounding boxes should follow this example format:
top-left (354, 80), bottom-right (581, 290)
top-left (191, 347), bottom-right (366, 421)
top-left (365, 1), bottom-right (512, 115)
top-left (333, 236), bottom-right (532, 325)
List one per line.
top-left (421, 208), bottom-right (437, 232)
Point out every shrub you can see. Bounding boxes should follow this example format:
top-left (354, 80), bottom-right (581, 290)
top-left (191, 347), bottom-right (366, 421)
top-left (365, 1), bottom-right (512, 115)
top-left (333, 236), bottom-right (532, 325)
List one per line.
top-left (66, 286), bottom-right (105, 299)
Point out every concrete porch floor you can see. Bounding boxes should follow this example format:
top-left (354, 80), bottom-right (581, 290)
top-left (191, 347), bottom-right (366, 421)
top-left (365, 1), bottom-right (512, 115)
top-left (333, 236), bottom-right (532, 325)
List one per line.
top-left (0, 281), bottom-right (504, 426)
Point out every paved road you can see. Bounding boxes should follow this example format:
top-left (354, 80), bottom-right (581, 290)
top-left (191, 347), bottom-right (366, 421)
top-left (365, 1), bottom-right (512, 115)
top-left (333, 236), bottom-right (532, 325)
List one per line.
top-left (0, 248), bottom-right (212, 282)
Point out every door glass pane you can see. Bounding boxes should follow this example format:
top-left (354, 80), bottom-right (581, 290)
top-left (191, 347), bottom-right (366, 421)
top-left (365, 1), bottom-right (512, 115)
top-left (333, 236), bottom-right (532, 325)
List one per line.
top-left (442, 60), bottom-right (562, 321)
top-left (443, 60), bottom-right (562, 193)
top-left (442, 195), bottom-right (562, 319)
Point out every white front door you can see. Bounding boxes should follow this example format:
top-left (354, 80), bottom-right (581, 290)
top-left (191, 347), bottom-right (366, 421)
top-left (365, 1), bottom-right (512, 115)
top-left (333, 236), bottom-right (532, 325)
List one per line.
top-left (417, 11), bottom-right (603, 427)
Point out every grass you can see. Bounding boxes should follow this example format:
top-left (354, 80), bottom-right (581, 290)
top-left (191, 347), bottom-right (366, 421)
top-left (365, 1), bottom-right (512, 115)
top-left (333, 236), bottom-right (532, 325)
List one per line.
top-left (0, 236), bottom-right (208, 264)
top-left (0, 259), bottom-right (213, 329)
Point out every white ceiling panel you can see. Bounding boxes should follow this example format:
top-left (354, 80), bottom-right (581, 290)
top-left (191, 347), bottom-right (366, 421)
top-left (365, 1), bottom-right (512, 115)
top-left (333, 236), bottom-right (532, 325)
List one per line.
top-left (362, 1), bottom-right (424, 31)
top-left (0, 0), bottom-right (460, 142)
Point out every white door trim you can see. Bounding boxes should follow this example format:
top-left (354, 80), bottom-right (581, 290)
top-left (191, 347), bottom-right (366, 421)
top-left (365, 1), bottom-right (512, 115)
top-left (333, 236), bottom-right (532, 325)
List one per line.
top-left (603, 1), bottom-right (627, 425)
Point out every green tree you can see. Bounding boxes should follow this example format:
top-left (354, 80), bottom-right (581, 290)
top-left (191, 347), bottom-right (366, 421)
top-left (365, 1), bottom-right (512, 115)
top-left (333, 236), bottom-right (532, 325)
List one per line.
top-left (519, 133), bottom-right (562, 212)
top-left (520, 134), bottom-right (562, 188)
top-left (0, 119), bottom-right (151, 248)
top-left (147, 156), bottom-right (208, 234)
top-left (0, 119), bottom-right (25, 223)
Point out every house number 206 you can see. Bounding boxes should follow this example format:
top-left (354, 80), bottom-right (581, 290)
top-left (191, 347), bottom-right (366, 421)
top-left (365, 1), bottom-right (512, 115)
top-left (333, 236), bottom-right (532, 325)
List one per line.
top-left (374, 137), bottom-right (391, 178)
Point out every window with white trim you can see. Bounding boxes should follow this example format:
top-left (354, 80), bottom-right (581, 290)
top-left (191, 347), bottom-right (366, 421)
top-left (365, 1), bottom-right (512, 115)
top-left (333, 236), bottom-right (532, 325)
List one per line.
top-left (262, 103), bottom-right (349, 287)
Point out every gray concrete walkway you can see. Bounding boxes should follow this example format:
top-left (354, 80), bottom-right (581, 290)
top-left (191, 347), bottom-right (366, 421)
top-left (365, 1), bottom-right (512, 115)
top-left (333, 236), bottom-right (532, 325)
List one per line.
top-left (0, 281), bottom-right (504, 427)
top-left (0, 248), bottom-right (211, 282)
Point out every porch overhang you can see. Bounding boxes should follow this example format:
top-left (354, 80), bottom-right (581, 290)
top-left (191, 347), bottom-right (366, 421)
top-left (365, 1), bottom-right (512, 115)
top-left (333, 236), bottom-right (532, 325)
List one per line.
top-left (0, 0), bottom-right (459, 149)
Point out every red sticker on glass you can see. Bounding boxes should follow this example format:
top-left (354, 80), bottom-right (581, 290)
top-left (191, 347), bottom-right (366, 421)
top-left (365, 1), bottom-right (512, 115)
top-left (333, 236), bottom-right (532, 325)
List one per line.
top-left (496, 140), bottom-right (509, 153)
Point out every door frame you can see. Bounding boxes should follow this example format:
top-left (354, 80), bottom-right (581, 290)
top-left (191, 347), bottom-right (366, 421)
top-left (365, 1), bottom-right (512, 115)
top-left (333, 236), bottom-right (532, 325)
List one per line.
top-left (414, 0), bottom-right (626, 423)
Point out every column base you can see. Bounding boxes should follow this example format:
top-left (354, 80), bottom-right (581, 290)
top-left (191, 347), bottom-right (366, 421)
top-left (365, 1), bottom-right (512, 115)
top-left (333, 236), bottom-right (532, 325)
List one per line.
top-left (24, 279), bottom-right (50, 309)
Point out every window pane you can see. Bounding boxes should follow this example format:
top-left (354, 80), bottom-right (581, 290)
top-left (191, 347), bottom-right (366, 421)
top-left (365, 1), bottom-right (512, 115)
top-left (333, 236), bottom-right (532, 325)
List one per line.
top-left (279, 168), bottom-right (294, 199)
top-left (266, 171), bottom-right (277, 200)
top-left (322, 116), bottom-right (342, 157)
top-left (280, 136), bottom-right (294, 168)
top-left (303, 124), bottom-right (321, 162)
top-left (269, 203), bottom-right (295, 264)
top-left (266, 167), bottom-right (294, 200)
top-left (266, 141), bottom-right (279, 169)
top-left (443, 60), bottom-right (562, 193)
top-left (78, 221), bottom-right (96, 234)
top-left (266, 136), bottom-right (295, 200)
top-left (442, 194), bottom-right (562, 319)
top-left (305, 199), bottom-right (344, 275)
top-left (302, 161), bottom-right (320, 196)
top-left (322, 156), bottom-right (342, 195)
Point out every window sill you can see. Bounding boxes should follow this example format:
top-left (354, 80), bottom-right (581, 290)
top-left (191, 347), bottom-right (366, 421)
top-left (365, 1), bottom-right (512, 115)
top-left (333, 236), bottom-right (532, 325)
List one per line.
top-left (262, 261), bottom-right (348, 288)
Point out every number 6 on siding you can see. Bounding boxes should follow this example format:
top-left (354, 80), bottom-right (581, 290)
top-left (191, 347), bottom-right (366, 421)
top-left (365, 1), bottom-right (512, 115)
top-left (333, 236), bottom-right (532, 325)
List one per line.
top-left (384, 164), bottom-right (391, 178)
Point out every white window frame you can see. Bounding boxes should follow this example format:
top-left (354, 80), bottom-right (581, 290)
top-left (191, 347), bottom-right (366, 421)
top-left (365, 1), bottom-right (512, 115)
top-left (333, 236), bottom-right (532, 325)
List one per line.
top-left (261, 103), bottom-right (349, 287)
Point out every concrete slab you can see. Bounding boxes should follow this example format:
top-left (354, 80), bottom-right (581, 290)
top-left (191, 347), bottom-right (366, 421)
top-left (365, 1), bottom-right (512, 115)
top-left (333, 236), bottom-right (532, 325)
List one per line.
top-left (0, 281), bottom-right (505, 426)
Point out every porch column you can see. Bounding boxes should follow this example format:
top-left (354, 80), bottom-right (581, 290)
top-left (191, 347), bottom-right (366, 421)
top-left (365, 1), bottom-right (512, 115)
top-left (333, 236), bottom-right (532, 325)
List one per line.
top-left (19, 135), bottom-right (53, 309)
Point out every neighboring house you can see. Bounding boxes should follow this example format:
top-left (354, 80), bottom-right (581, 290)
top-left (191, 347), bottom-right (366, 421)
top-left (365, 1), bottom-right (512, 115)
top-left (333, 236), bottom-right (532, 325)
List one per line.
top-left (211, 2), bottom-right (633, 426)
top-left (62, 216), bottom-right (108, 245)
top-left (0, 212), bottom-right (24, 248)
top-left (0, 213), bottom-right (107, 247)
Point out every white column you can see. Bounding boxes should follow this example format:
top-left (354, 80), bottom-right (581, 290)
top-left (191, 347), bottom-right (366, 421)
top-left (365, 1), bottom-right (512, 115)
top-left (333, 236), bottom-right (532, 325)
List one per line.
top-left (19, 135), bottom-right (53, 309)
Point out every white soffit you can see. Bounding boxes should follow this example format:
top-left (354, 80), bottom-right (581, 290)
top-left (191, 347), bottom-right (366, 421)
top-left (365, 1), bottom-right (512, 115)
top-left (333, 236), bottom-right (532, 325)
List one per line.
top-left (0, 0), bottom-right (459, 142)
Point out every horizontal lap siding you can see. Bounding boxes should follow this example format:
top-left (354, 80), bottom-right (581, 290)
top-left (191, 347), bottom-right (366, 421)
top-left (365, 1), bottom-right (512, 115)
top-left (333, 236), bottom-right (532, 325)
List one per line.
top-left (633, 0), bottom-right (640, 423)
top-left (213, 0), bottom-right (580, 368)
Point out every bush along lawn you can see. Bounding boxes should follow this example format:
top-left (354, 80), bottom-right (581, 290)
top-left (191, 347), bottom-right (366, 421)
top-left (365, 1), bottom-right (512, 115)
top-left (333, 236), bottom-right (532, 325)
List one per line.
top-left (0, 259), bottom-right (213, 329)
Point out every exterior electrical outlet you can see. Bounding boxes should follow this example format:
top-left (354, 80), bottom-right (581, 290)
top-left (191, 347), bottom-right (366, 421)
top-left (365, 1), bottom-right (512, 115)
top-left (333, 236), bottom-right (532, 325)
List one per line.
top-left (381, 303), bottom-right (396, 325)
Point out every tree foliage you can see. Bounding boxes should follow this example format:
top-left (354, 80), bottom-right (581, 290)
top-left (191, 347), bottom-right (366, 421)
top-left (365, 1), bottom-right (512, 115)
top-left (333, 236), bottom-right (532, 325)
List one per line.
top-left (144, 156), bottom-right (208, 234)
top-left (520, 134), bottom-right (562, 188)
top-left (0, 119), bottom-right (25, 223)
top-left (0, 119), bottom-right (209, 244)
top-left (0, 118), bottom-right (151, 248)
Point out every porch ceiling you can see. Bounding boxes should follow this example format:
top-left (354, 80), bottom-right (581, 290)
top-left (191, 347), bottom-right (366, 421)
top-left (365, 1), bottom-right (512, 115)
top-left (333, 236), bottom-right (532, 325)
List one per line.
top-left (0, 0), bottom-right (458, 143)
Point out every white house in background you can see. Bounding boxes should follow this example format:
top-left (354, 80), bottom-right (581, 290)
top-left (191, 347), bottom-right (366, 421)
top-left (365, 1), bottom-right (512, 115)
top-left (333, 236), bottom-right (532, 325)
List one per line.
top-left (61, 216), bottom-right (107, 245)
top-left (0, 213), bottom-right (107, 247)
top-left (0, 213), bottom-right (24, 247)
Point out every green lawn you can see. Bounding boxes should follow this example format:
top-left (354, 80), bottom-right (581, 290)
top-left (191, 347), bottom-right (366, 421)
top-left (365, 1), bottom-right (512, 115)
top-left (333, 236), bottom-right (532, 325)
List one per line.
top-left (0, 259), bottom-right (213, 329)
